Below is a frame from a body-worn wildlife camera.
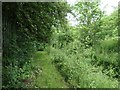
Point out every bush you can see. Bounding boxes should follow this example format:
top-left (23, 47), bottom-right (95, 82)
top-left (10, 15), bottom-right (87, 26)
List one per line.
top-left (50, 44), bottom-right (118, 88)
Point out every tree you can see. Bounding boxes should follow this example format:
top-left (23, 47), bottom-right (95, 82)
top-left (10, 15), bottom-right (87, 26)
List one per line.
top-left (2, 2), bottom-right (70, 87)
top-left (73, 1), bottom-right (103, 47)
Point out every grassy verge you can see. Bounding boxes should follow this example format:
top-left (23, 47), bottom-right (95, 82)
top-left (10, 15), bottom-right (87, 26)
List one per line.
top-left (31, 51), bottom-right (68, 88)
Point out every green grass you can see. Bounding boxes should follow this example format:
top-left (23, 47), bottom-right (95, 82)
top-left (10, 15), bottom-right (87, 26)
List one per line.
top-left (30, 49), bottom-right (118, 88)
top-left (49, 47), bottom-right (119, 88)
top-left (31, 51), bottom-right (68, 88)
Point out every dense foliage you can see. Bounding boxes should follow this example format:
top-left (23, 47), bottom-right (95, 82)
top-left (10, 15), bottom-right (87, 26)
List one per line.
top-left (49, 2), bottom-right (119, 88)
top-left (2, 2), bottom-right (69, 88)
top-left (2, 1), bottom-right (119, 88)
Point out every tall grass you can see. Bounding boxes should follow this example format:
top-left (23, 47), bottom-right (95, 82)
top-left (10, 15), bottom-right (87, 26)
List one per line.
top-left (49, 39), bottom-right (118, 88)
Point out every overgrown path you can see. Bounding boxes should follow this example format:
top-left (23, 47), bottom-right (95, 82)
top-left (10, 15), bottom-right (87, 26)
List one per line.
top-left (31, 51), bottom-right (68, 88)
